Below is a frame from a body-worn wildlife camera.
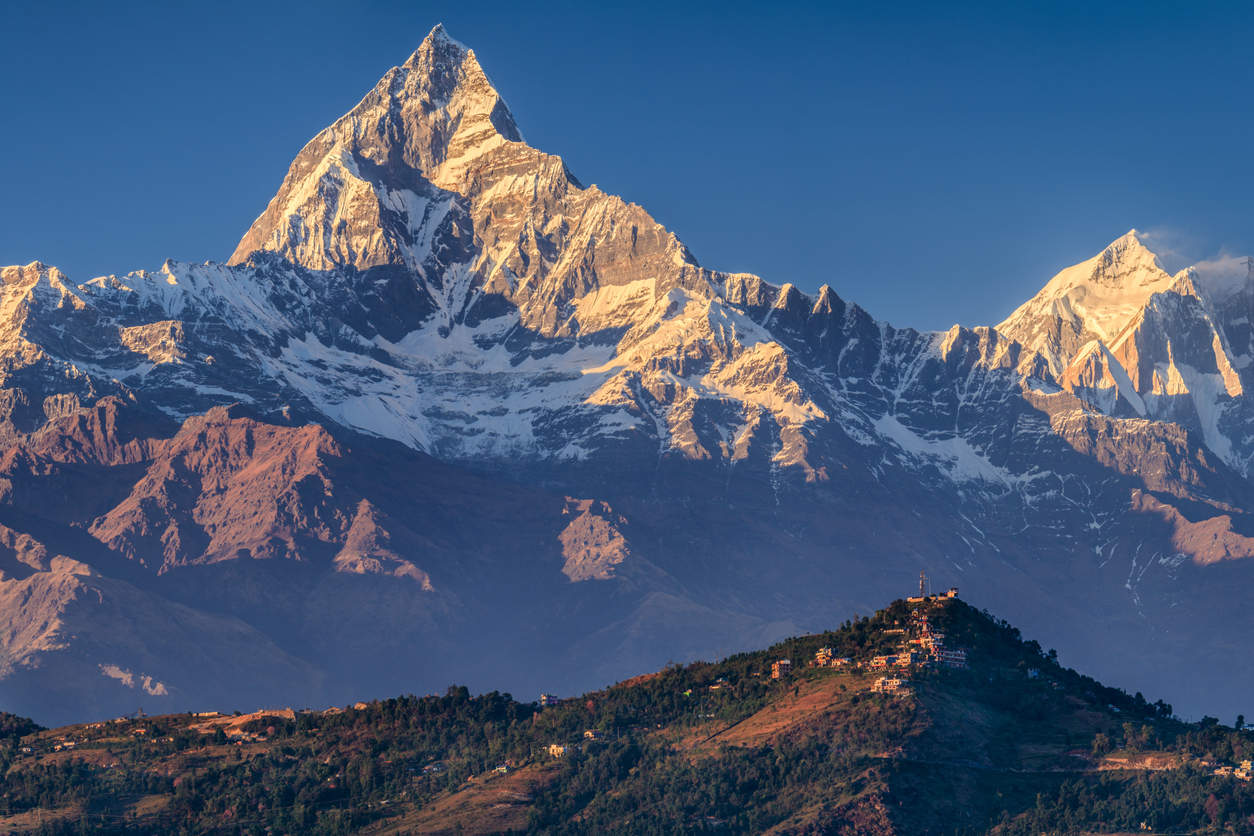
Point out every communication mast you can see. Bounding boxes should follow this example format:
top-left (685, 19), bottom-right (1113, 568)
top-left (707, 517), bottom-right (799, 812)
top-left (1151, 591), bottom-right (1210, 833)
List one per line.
top-left (919, 571), bottom-right (926, 598)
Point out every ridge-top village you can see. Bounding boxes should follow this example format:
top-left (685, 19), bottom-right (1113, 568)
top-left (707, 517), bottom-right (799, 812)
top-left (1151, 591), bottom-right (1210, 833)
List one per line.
top-left (530, 574), bottom-right (974, 766)
top-left (773, 573), bottom-right (969, 696)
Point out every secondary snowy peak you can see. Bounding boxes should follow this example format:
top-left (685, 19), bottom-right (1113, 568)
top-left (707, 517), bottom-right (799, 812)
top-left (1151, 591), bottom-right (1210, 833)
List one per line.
top-left (997, 231), bottom-right (1178, 377)
top-left (997, 232), bottom-right (1254, 474)
top-left (1190, 255), bottom-right (1254, 305)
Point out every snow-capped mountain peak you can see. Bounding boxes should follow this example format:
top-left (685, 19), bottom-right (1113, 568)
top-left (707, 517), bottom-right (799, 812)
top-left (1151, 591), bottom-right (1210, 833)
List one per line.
top-left (421, 22), bottom-right (468, 56)
top-left (228, 24), bottom-right (524, 272)
top-left (997, 230), bottom-right (1178, 376)
top-left (1188, 255), bottom-right (1254, 305)
top-left (997, 230), bottom-right (1254, 474)
top-left (395, 23), bottom-right (525, 182)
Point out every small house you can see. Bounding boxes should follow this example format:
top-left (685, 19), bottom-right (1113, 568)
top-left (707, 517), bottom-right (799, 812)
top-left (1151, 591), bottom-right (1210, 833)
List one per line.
top-left (872, 677), bottom-right (911, 695)
top-left (934, 647), bottom-right (968, 669)
top-left (772, 659), bottom-right (792, 679)
top-left (872, 653), bottom-right (918, 669)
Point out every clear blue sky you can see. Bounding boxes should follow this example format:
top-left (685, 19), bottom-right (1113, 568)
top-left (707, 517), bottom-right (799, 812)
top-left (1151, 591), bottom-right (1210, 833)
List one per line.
top-left (3, 0), bottom-right (1253, 331)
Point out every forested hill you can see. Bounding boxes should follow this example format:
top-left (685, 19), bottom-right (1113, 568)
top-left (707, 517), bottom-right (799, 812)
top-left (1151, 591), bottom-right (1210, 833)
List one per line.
top-left (2, 597), bottom-right (1252, 835)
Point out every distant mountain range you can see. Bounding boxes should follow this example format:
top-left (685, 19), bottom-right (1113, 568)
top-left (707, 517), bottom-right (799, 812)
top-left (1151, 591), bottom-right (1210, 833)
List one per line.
top-left (2, 25), bottom-right (1253, 727)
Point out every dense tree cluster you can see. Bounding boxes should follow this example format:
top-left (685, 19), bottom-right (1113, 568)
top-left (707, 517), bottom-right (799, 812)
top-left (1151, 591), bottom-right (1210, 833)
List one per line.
top-left (998, 768), bottom-right (1254, 833)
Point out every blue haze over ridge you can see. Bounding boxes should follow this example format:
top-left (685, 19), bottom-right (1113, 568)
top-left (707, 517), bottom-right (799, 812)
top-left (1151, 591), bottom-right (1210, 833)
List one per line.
top-left (3, 1), bottom-right (1254, 332)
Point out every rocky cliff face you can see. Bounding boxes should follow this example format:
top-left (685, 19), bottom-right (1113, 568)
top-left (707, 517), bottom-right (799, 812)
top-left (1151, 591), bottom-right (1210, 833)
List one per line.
top-left (3, 26), bottom-right (1254, 725)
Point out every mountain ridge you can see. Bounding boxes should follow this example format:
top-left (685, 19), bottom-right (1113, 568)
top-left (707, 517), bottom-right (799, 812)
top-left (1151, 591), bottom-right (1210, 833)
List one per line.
top-left (2, 26), bottom-right (1254, 727)
top-left (4, 595), bottom-right (1251, 836)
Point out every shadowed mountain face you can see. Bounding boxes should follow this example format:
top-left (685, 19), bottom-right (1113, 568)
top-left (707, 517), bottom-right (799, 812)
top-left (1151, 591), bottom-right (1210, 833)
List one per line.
top-left (2, 26), bottom-right (1254, 726)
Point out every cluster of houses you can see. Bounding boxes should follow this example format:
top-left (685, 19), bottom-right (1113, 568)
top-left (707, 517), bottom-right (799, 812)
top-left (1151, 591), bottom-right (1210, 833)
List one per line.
top-left (800, 596), bottom-right (971, 680)
top-left (863, 581), bottom-right (965, 695)
top-left (908, 585), bottom-right (960, 604)
top-left (763, 581), bottom-right (971, 698)
top-left (900, 609), bottom-right (970, 670)
top-left (814, 647), bottom-right (852, 669)
top-left (870, 650), bottom-right (926, 670)
top-left (1217, 759), bottom-right (1254, 779)
top-left (545, 730), bottom-right (607, 760)
top-left (863, 602), bottom-right (971, 693)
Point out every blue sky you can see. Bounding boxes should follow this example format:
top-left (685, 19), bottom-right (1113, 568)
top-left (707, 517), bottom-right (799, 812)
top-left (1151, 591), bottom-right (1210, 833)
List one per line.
top-left (3, 0), bottom-right (1253, 331)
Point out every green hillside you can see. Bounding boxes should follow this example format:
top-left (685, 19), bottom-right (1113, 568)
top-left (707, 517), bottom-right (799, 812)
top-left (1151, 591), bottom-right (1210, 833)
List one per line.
top-left (2, 596), bottom-right (1251, 835)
